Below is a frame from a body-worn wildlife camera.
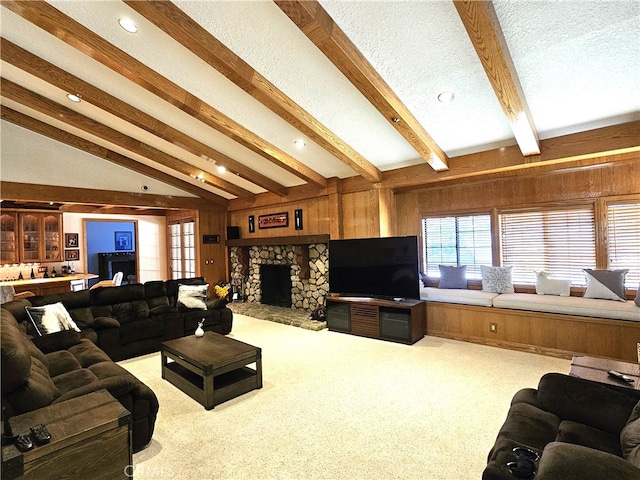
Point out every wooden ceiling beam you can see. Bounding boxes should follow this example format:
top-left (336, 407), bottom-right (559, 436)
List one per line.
top-left (0, 39), bottom-right (289, 198)
top-left (274, 0), bottom-right (449, 172)
top-left (454, 0), bottom-right (540, 156)
top-left (1, 78), bottom-right (255, 201)
top-left (0, 106), bottom-right (229, 207)
top-left (0, 182), bottom-right (221, 211)
top-left (2, 0), bottom-right (327, 189)
top-left (124, 0), bottom-right (382, 183)
top-left (382, 121), bottom-right (640, 190)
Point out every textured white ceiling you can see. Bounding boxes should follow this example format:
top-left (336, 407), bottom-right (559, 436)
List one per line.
top-left (1, 0), bottom-right (638, 200)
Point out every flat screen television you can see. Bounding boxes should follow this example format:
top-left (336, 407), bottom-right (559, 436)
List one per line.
top-left (329, 236), bottom-right (420, 300)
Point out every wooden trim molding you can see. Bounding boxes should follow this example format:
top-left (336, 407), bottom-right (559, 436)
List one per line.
top-left (226, 234), bottom-right (330, 247)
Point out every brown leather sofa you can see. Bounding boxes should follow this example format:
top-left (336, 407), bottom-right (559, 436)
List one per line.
top-left (1, 277), bottom-right (232, 453)
top-left (1, 307), bottom-right (158, 452)
top-left (483, 373), bottom-right (640, 480)
top-left (5, 277), bottom-right (232, 362)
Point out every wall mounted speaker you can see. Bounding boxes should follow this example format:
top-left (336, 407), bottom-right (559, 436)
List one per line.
top-left (202, 234), bottom-right (220, 244)
top-left (294, 209), bottom-right (303, 230)
top-left (248, 215), bottom-right (255, 233)
top-left (226, 226), bottom-right (240, 240)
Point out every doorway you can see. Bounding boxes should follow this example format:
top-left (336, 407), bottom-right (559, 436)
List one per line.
top-left (84, 220), bottom-right (138, 287)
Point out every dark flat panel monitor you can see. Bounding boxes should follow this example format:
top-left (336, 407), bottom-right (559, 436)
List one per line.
top-left (329, 236), bottom-right (420, 300)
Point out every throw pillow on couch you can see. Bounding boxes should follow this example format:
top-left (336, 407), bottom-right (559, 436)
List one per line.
top-left (25, 302), bottom-right (81, 335)
top-left (583, 268), bottom-right (628, 302)
top-left (176, 284), bottom-right (209, 310)
top-left (534, 271), bottom-right (571, 297)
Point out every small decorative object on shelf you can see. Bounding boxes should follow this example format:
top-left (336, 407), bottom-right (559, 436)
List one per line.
top-left (195, 320), bottom-right (205, 337)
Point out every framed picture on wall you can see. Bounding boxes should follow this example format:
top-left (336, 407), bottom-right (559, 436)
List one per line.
top-left (258, 212), bottom-right (288, 229)
top-left (65, 233), bottom-right (79, 248)
top-left (115, 231), bottom-right (132, 251)
top-left (65, 249), bottom-right (79, 261)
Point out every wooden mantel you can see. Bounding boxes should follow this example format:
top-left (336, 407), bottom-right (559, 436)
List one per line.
top-left (226, 234), bottom-right (330, 247)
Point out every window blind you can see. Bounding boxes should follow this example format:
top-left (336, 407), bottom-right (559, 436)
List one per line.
top-left (607, 202), bottom-right (640, 287)
top-left (422, 215), bottom-right (491, 279)
top-left (500, 208), bottom-right (596, 285)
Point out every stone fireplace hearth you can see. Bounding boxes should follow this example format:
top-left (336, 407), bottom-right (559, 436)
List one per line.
top-left (229, 244), bottom-right (329, 311)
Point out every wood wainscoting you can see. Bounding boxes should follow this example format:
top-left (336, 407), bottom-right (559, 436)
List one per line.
top-left (426, 302), bottom-right (640, 363)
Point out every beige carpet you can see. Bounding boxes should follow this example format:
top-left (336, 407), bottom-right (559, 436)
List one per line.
top-left (122, 315), bottom-right (570, 480)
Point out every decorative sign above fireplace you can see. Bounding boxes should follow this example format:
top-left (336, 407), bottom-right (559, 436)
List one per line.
top-left (258, 212), bottom-right (288, 229)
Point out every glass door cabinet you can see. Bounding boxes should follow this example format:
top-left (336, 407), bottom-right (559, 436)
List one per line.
top-left (0, 212), bottom-right (18, 264)
top-left (0, 211), bottom-right (62, 264)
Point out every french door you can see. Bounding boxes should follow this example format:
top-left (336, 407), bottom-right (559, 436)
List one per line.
top-left (169, 219), bottom-right (196, 279)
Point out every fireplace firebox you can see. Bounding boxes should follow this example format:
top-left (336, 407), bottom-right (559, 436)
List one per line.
top-left (260, 264), bottom-right (292, 307)
top-left (98, 252), bottom-right (136, 285)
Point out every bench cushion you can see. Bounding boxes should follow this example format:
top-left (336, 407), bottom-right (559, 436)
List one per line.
top-left (492, 293), bottom-right (640, 321)
top-left (420, 287), bottom-right (498, 306)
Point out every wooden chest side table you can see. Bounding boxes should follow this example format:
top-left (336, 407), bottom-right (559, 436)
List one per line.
top-left (1, 390), bottom-right (132, 480)
top-left (570, 355), bottom-right (640, 390)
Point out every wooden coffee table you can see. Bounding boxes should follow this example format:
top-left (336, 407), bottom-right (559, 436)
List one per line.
top-left (161, 332), bottom-right (262, 409)
top-left (570, 355), bottom-right (640, 390)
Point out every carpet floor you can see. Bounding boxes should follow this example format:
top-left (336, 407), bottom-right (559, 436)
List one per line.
top-left (123, 314), bottom-right (570, 480)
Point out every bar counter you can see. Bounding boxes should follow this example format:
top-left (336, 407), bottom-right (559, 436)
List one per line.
top-left (1, 273), bottom-right (99, 296)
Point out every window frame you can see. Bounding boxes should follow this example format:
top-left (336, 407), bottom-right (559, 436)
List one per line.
top-left (421, 212), bottom-right (493, 280)
top-left (420, 195), bottom-right (640, 294)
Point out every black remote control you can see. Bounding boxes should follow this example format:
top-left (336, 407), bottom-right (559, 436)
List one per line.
top-left (15, 434), bottom-right (33, 452)
top-left (30, 424), bottom-right (51, 445)
top-left (608, 370), bottom-right (634, 383)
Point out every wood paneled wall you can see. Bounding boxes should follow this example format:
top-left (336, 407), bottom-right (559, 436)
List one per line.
top-left (227, 197), bottom-right (330, 239)
top-left (340, 190), bottom-right (379, 239)
top-left (226, 154), bottom-right (640, 246)
top-left (166, 208), bottom-right (228, 285)
top-left (395, 155), bottom-right (640, 235)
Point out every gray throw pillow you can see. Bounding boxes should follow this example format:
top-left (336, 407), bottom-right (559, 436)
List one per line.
top-left (583, 269), bottom-right (628, 302)
top-left (438, 265), bottom-right (467, 289)
top-left (635, 283), bottom-right (639, 307)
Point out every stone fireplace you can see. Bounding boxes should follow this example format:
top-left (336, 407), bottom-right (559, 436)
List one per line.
top-left (229, 243), bottom-right (329, 311)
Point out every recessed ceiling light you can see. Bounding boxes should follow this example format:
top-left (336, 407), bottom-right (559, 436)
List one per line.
top-left (66, 93), bottom-right (82, 103)
top-left (118, 17), bottom-right (138, 33)
top-left (294, 139), bottom-right (306, 149)
top-left (437, 91), bottom-right (455, 103)
top-left (217, 165), bottom-right (226, 174)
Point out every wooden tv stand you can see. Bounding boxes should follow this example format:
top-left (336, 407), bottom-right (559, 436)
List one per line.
top-left (326, 296), bottom-right (426, 344)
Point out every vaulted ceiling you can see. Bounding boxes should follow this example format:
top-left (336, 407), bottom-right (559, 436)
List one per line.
top-left (1, 0), bottom-right (639, 209)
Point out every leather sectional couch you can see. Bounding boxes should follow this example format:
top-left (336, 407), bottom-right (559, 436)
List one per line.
top-left (1, 277), bottom-right (232, 452)
top-left (1, 306), bottom-right (158, 452)
top-left (6, 276), bottom-right (233, 361)
top-left (483, 373), bottom-right (640, 479)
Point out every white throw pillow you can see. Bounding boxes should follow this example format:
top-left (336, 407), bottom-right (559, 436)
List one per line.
top-left (177, 284), bottom-right (209, 310)
top-left (481, 265), bottom-right (514, 293)
top-left (26, 302), bottom-right (81, 336)
top-left (535, 271), bottom-right (571, 297)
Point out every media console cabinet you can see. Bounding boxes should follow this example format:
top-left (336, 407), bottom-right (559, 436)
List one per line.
top-left (326, 296), bottom-right (426, 344)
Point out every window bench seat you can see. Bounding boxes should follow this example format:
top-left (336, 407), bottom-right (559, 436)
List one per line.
top-left (420, 287), bottom-right (640, 362)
